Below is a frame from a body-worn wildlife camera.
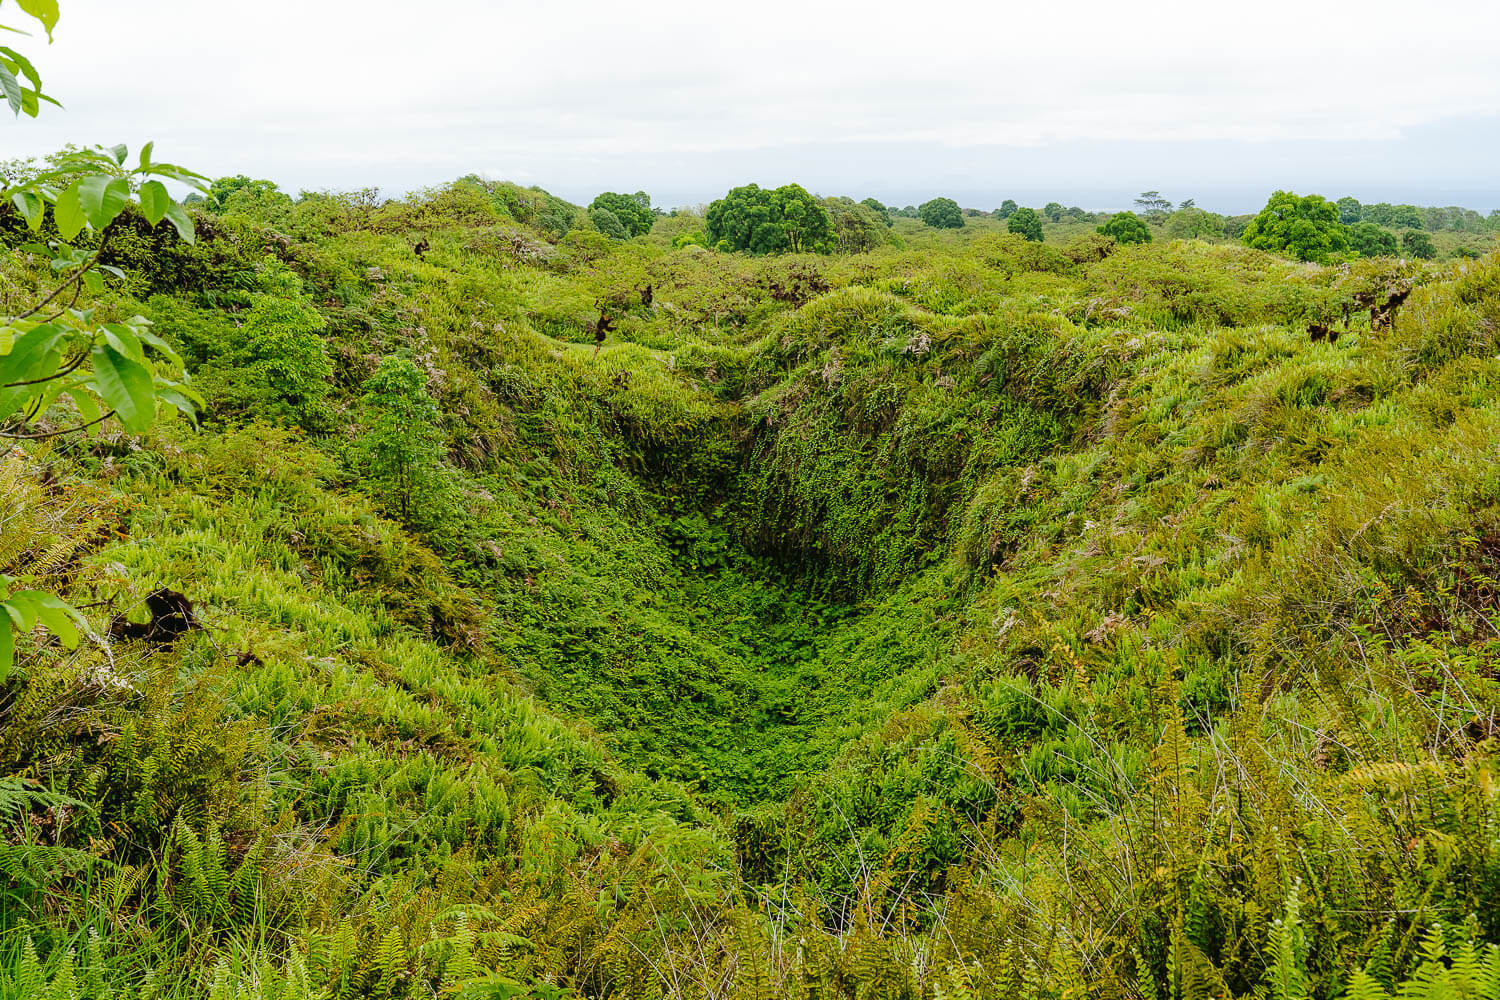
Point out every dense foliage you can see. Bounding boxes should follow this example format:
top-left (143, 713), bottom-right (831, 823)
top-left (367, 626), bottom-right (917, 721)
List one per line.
top-left (705, 183), bottom-right (833, 254)
top-left (4, 157), bottom-right (1498, 997)
top-left (1241, 190), bottom-right (1351, 262)
top-left (1348, 220), bottom-right (1399, 257)
top-left (7, 13), bottom-right (1500, 995)
top-left (1007, 206), bottom-right (1044, 241)
top-left (1098, 209), bottom-right (1153, 244)
top-left (588, 192), bottom-right (654, 239)
top-left (918, 197), bottom-right (963, 229)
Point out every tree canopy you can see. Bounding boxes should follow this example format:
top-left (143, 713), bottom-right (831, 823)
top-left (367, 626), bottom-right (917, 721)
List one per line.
top-left (996, 199), bottom-right (1018, 219)
top-left (1163, 207), bottom-right (1224, 240)
top-left (1134, 190), bottom-right (1173, 217)
top-left (823, 197), bottom-right (891, 252)
top-left (859, 197), bottom-right (893, 226)
top-left (918, 197), bottom-right (964, 229)
top-left (1007, 207), bottom-right (1044, 242)
top-left (1098, 210), bottom-right (1153, 244)
top-left (1347, 221), bottom-right (1398, 257)
top-left (1401, 228), bottom-right (1437, 259)
top-left (588, 205), bottom-right (629, 240)
top-left (705, 183), bottom-right (832, 254)
top-left (1240, 190), bottom-right (1350, 263)
top-left (589, 191), bottom-right (653, 238)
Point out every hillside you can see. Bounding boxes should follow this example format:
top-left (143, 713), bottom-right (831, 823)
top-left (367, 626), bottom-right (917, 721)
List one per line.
top-left (4, 179), bottom-right (1500, 1000)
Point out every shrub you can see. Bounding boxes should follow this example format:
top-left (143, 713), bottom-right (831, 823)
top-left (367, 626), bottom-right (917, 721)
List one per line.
top-left (1008, 207), bottom-right (1044, 242)
top-left (919, 197), bottom-right (964, 229)
top-left (1098, 210), bottom-right (1153, 244)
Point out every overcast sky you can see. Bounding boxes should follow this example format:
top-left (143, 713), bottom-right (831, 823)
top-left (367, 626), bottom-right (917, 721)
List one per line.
top-left (6, 0), bottom-right (1500, 214)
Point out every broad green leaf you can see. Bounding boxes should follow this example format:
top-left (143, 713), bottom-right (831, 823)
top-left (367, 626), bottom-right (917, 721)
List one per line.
top-left (98, 265), bottom-right (126, 280)
top-left (27, 593), bottom-right (81, 650)
top-left (143, 162), bottom-right (209, 191)
top-left (0, 46), bottom-right (40, 89)
top-left (0, 611), bottom-right (12, 679)
top-left (138, 328), bottom-right (183, 368)
top-left (91, 343), bottom-right (155, 432)
top-left (102, 323), bottom-right (145, 364)
top-left (108, 143), bottom-right (128, 165)
top-left (138, 141), bottom-right (154, 170)
top-left (16, 0), bottom-right (60, 40)
top-left (5, 593), bottom-right (37, 632)
top-left (0, 60), bottom-right (21, 115)
top-left (53, 180), bottom-right (84, 240)
top-left (0, 324), bottom-right (66, 420)
top-left (82, 270), bottom-right (103, 293)
top-left (79, 175), bottom-right (130, 231)
top-left (10, 190), bottom-right (42, 230)
top-left (68, 386), bottom-right (101, 429)
top-left (157, 387), bottom-right (200, 422)
top-left (28, 370), bottom-right (69, 413)
top-left (162, 200), bottom-right (195, 243)
top-left (138, 180), bottom-right (170, 226)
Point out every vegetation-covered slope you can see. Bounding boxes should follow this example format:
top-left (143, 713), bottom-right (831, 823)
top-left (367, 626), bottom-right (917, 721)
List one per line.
top-left (4, 176), bottom-right (1500, 1000)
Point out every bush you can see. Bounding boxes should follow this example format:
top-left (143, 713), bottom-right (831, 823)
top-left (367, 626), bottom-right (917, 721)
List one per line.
top-left (1348, 222), bottom-right (1399, 257)
top-left (588, 205), bottom-right (628, 240)
top-left (1098, 210), bottom-right (1153, 245)
top-left (589, 191), bottom-right (654, 237)
top-left (919, 197), bottom-right (964, 229)
top-left (1008, 207), bottom-right (1044, 242)
top-left (1241, 190), bottom-right (1350, 263)
top-left (1402, 228), bottom-right (1437, 259)
top-left (193, 291), bottom-right (334, 430)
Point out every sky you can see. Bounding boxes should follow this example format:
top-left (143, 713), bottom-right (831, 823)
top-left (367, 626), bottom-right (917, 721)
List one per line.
top-left (5, 0), bottom-right (1500, 215)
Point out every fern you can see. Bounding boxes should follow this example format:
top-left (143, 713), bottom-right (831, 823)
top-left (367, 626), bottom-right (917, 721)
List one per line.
top-left (1343, 970), bottom-right (1391, 1000)
top-left (1266, 881), bottom-right (1311, 1000)
top-left (373, 926), bottom-right (406, 998)
top-left (1335, 930), bottom-right (1500, 1000)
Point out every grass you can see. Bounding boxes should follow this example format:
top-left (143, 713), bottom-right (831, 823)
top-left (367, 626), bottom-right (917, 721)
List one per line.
top-left (2, 180), bottom-right (1500, 997)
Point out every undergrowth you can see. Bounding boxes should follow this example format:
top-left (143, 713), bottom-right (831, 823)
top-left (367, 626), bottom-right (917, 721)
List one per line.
top-left (3, 180), bottom-right (1500, 997)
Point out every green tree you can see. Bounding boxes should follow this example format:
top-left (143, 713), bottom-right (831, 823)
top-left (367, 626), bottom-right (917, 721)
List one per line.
top-left (918, 197), bottom-right (964, 229)
top-left (1401, 229), bottom-right (1436, 259)
top-left (1347, 222), bottom-right (1398, 257)
top-left (198, 291), bottom-right (332, 429)
top-left (1, 2), bottom-right (207, 674)
top-left (357, 355), bottom-right (445, 525)
top-left (859, 197), bottom-right (892, 226)
top-left (588, 205), bottom-right (628, 240)
top-left (589, 191), bottom-right (653, 238)
top-left (1043, 201), bottom-right (1064, 223)
top-left (1390, 204), bottom-right (1424, 230)
top-left (1240, 190), bottom-right (1350, 263)
top-left (1098, 210), bottom-right (1153, 244)
top-left (1134, 190), bottom-right (1173, 217)
top-left (1336, 196), bottom-right (1362, 225)
top-left (823, 197), bottom-right (890, 252)
top-left (705, 183), bottom-right (832, 254)
top-left (775, 183), bottom-right (833, 251)
top-left (1163, 207), bottom-right (1223, 239)
top-left (996, 199), bottom-right (1018, 219)
top-left (1008, 207), bottom-right (1043, 242)
top-left (206, 175), bottom-right (289, 213)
